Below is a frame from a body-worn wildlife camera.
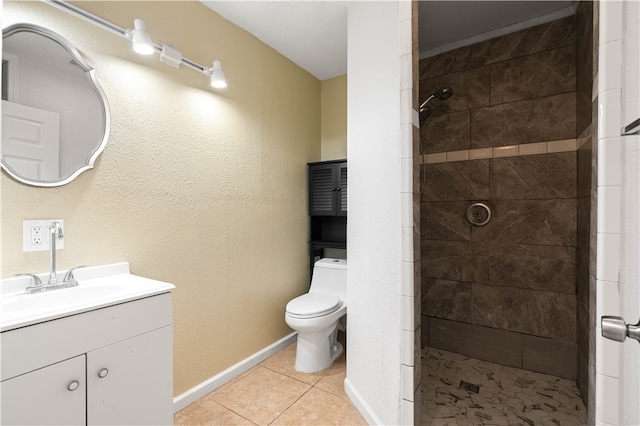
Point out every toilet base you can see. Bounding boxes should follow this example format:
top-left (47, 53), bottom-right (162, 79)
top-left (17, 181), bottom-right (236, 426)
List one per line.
top-left (294, 323), bottom-right (343, 373)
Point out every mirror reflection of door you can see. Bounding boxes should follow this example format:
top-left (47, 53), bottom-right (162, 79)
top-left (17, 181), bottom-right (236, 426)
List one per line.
top-left (1, 24), bottom-right (109, 187)
top-left (1, 100), bottom-right (60, 180)
top-left (2, 60), bottom-right (8, 101)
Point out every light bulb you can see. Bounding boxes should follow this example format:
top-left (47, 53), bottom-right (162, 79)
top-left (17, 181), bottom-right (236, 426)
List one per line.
top-left (132, 19), bottom-right (154, 55)
top-left (210, 60), bottom-right (227, 88)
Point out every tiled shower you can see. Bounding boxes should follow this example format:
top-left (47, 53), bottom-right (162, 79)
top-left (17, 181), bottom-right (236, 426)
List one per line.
top-left (419, 0), bottom-right (594, 413)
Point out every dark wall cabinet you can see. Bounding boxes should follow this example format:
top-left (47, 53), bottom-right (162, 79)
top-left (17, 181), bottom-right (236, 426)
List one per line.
top-left (309, 161), bottom-right (347, 216)
top-left (308, 160), bottom-right (347, 280)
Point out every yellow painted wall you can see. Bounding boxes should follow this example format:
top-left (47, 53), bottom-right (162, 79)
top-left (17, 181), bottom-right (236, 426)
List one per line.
top-left (1, 1), bottom-right (320, 395)
top-left (320, 74), bottom-right (347, 161)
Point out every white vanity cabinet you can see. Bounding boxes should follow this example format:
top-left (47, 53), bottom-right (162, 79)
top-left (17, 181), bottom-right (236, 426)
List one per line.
top-left (1, 355), bottom-right (87, 425)
top-left (87, 326), bottom-right (173, 425)
top-left (1, 293), bottom-right (173, 426)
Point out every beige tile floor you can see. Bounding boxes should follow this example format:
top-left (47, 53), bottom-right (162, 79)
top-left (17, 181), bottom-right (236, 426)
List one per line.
top-left (174, 341), bottom-right (366, 426)
top-left (176, 341), bottom-right (589, 426)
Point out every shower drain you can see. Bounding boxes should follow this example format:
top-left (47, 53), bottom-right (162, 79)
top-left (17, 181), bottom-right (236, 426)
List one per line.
top-left (459, 380), bottom-right (480, 393)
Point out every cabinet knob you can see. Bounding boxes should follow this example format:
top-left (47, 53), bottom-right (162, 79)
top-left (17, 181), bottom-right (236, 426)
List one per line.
top-left (98, 368), bottom-right (109, 378)
top-left (67, 380), bottom-right (80, 391)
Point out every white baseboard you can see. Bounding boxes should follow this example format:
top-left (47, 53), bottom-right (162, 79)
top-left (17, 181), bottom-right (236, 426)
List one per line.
top-left (173, 332), bottom-right (297, 412)
top-left (344, 377), bottom-right (383, 425)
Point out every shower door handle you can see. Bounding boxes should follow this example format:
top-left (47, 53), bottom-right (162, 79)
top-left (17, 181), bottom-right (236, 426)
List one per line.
top-left (601, 316), bottom-right (640, 343)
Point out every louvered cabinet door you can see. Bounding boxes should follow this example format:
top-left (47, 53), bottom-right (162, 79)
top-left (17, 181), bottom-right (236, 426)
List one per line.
top-left (309, 163), bottom-right (338, 215)
top-left (337, 163), bottom-right (347, 216)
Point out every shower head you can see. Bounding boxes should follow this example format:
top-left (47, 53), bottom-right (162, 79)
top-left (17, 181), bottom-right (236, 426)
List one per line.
top-left (434, 87), bottom-right (453, 100)
top-left (420, 87), bottom-right (453, 111)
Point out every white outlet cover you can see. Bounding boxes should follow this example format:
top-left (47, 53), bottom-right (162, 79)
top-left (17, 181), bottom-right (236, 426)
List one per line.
top-left (23, 219), bottom-right (65, 252)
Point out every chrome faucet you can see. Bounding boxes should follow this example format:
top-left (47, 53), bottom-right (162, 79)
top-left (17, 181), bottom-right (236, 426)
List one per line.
top-left (22, 266), bottom-right (84, 294)
top-left (18, 222), bottom-right (85, 294)
top-left (49, 221), bottom-right (64, 284)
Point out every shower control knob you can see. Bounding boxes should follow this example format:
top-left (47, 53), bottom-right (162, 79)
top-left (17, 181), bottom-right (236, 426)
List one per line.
top-left (602, 316), bottom-right (640, 343)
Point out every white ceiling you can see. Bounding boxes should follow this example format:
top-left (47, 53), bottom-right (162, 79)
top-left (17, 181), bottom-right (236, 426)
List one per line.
top-left (419, 1), bottom-right (576, 52)
top-left (201, 1), bottom-right (576, 81)
top-left (201, 1), bottom-right (348, 80)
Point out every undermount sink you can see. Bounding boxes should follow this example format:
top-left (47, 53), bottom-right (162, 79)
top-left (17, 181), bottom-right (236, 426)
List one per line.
top-left (0, 263), bottom-right (175, 332)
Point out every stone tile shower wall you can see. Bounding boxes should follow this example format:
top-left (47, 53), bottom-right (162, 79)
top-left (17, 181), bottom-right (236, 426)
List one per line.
top-left (419, 16), bottom-right (579, 380)
top-left (575, 0), bottom-right (594, 410)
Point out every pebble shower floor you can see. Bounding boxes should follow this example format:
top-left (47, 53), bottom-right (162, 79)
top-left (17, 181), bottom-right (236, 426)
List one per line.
top-left (421, 347), bottom-right (587, 425)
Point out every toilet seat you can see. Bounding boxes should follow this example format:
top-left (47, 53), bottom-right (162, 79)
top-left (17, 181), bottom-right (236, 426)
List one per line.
top-left (286, 293), bottom-right (340, 319)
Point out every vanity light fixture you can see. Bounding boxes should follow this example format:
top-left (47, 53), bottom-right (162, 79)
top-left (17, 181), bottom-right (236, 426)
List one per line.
top-left (46, 0), bottom-right (228, 90)
top-left (130, 19), bottom-right (154, 55)
top-left (209, 60), bottom-right (227, 88)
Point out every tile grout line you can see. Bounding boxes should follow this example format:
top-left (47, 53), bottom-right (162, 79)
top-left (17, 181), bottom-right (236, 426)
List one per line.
top-left (259, 357), bottom-right (351, 424)
top-left (260, 364), bottom-right (321, 387)
top-left (210, 364), bottom-right (312, 426)
top-left (205, 367), bottom-right (261, 425)
top-left (225, 404), bottom-right (259, 426)
top-left (267, 384), bottom-right (316, 426)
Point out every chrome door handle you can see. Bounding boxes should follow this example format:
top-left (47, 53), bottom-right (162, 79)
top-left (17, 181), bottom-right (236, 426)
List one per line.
top-left (602, 316), bottom-right (640, 342)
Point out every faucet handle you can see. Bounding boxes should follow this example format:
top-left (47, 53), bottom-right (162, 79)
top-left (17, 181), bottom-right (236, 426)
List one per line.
top-left (16, 273), bottom-right (43, 289)
top-left (63, 265), bottom-right (87, 283)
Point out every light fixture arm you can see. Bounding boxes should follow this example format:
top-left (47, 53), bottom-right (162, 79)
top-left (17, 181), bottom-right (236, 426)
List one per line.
top-left (45, 0), bottom-right (225, 83)
top-left (182, 57), bottom-right (210, 74)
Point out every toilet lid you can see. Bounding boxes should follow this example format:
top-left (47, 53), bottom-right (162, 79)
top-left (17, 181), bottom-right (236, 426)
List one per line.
top-left (286, 293), bottom-right (340, 319)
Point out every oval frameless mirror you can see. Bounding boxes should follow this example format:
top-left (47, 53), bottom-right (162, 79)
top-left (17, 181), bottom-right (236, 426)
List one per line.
top-left (2, 23), bottom-right (110, 187)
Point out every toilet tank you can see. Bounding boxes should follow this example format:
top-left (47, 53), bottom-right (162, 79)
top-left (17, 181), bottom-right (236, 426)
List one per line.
top-left (310, 258), bottom-right (347, 301)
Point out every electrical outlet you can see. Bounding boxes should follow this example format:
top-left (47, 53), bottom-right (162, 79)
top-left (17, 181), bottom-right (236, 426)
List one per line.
top-left (23, 219), bottom-right (65, 252)
top-left (31, 226), bottom-right (44, 245)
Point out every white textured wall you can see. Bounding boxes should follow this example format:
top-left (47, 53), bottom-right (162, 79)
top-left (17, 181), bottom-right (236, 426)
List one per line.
top-left (345, 2), bottom-right (403, 424)
top-left (320, 74), bottom-right (347, 161)
top-left (621, 0), bottom-right (639, 130)
top-left (1, 1), bottom-right (320, 396)
top-left (594, 1), bottom-right (640, 424)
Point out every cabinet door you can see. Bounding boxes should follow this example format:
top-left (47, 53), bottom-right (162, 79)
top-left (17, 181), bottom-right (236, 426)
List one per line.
top-left (309, 163), bottom-right (337, 215)
top-left (1, 355), bottom-right (86, 426)
top-left (309, 162), bottom-right (347, 216)
top-left (87, 326), bottom-right (173, 425)
top-left (336, 162), bottom-right (347, 216)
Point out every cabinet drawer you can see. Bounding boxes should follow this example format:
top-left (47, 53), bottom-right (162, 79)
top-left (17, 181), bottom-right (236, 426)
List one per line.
top-left (1, 293), bottom-right (171, 381)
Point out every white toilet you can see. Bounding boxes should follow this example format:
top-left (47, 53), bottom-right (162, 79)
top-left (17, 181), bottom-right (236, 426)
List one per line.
top-left (285, 258), bottom-right (347, 373)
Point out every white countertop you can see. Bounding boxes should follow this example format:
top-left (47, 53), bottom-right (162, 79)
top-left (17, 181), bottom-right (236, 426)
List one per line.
top-left (1, 263), bottom-right (175, 332)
